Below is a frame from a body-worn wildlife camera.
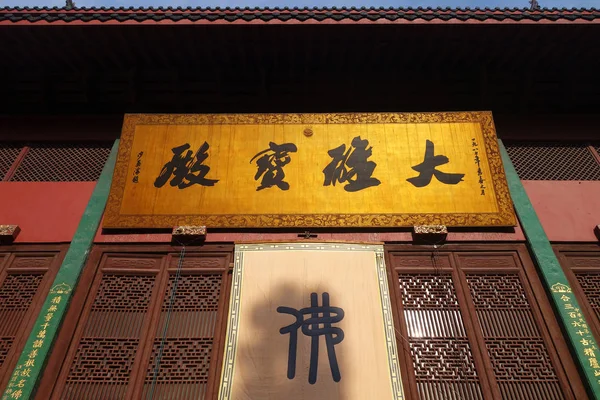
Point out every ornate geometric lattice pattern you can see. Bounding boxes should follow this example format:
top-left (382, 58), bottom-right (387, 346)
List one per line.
top-left (0, 274), bottom-right (44, 355)
top-left (486, 339), bottom-right (558, 381)
top-left (0, 144), bottom-right (21, 180)
top-left (398, 272), bottom-right (484, 400)
top-left (91, 274), bottom-right (155, 311)
top-left (145, 338), bottom-right (213, 383)
top-left (416, 382), bottom-right (483, 400)
top-left (467, 273), bottom-right (563, 398)
top-left (146, 273), bottom-right (223, 390)
top-left (162, 274), bottom-right (221, 311)
top-left (505, 142), bottom-right (600, 180)
top-left (404, 309), bottom-right (467, 337)
top-left (467, 274), bottom-right (529, 309)
top-left (10, 143), bottom-right (111, 182)
top-left (398, 274), bottom-right (460, 309)
top-left (0, 273), bottom-right (44, 311)
top-left (574, 273), bottom-right (600, 315)
top-left (0, 337), bottom-right (13, 367)
top-left (62, 273), bottom-right (157, 398)
top-left (410, 339), bottom-right (479, 381)
top-left (66, 338), bottom-right (139, 382)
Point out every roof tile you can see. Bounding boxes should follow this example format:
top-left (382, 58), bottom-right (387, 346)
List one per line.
top-left (0, 7), bottom-right (598, 24)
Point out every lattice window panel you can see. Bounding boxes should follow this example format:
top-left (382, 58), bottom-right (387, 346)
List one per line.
top-left (142, 274), bottom-right (222, 400)
top-left (574, 272), bottom-right (600, 321)
top-left (10, 143), bottom-right (111, 182)
top-left (398, 274), bottom-right (484, 400)
top-left (53, 252), bottom-right (231, 400)
top-left (0, 145), bottom-right (22, 180)
top-left (0, 273), bottom-right (44, 368)
top-left (467, 274), bottom-right (564, 399)
top-left (62, 274), bottom-right (156, 399)
top-left (505, 142), bottom-right (600, 180)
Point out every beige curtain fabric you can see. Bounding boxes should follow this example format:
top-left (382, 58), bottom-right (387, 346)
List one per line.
top-left (220, 245), bottom-right (402, 400)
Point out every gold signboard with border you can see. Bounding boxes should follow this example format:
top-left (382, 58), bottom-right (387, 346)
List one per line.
top-left (104, 112), bottom-right (515, 228)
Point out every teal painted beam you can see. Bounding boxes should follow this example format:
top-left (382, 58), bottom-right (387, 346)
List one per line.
top-left (499, 139), bottom-right (600, 398)
top-left (2, 139), bottom-right (119, 400)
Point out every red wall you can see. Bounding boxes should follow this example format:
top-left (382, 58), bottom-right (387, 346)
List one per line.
top-left (524, 181), bottom-right (600, 243)
top-left (0, 182), bottom-right (95, 243)
top-left (2, 180), bottom-right (597, 245)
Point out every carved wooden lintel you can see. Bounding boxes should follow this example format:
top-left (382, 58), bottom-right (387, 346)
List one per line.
top-left (0, 225), bottom-right (20, 244)
top-left (412, 224), bottom-right (447, 244)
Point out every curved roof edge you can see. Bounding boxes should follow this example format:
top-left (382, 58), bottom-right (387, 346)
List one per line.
top-left (0, 6), bottom-right (598, 25)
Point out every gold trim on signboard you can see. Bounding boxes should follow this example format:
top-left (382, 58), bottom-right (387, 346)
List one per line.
top-left (104, 112), bottom-right (516, 228)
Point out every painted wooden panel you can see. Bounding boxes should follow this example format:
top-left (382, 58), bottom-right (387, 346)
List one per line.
top-left (104, 112), bottom-right (515, 228)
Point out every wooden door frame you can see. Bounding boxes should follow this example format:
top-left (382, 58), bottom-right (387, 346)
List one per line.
top-left (0, 244), bottom-right (68, 395)
top-left (554, 244), bottom-right (600, 350)
top-left (384, 243), bottom-right (586, 400)
top-left (35, 243), bottom-right (234, 400)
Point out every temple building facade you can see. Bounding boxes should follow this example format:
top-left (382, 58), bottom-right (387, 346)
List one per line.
top-left (0, 7), bottom-right (599, 400)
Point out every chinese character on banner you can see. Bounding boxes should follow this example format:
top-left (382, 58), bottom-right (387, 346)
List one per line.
top-left (277, 292), bottom-right (345, 384)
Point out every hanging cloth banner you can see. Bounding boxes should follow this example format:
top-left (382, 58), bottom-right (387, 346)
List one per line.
top-left (219, 243), bottom-right (404, 400)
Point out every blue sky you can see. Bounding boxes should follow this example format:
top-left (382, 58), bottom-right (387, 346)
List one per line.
top-left (3, 0), bottom-right (599, 9)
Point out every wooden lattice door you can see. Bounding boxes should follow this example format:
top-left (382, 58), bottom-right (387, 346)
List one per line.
top-left (555, 245), bottom-right (600, 347)
top-left (36, 244), bottom-right (233, 400)
top-left (0, 245), bottom-right (66, 395)
top-left (386, 244), bottom-right (587, 400)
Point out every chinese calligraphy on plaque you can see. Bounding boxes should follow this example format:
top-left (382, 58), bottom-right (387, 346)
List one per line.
top-left (104, 112), bottom-right (516, 228)
top-left (323, 136), bottom-right (381, 192)
top-left (154, 142), bottom-right (218, 189)
top-left (250, 142), bottom-right (298, 191)
top-left (407, 140), bottom-right (465, 187)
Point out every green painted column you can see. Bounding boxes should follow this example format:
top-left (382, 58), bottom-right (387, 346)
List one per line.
top-left (2, 139), bottom-right (119, 400)
top-left (499, 139), bottom-right (600, 398)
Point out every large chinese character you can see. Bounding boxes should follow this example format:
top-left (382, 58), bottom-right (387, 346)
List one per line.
top-left (154, 142), bottom-right (218, 189)
top-left (250, 142), bottom-right (297, 191)
top-left (323, 136), bottom-right (381, 192)
top-left (277, 292), bottom-right (344, 384)
top-left (407, 140), bottom-right (465, 187)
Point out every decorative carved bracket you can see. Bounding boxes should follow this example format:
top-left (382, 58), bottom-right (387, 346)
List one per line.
top-left (412, 224), bottom-right (447, 244)
top-left (172, 225), bottom-right (207, 245)
top-left (0, 225), bottom-right (20, 244)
